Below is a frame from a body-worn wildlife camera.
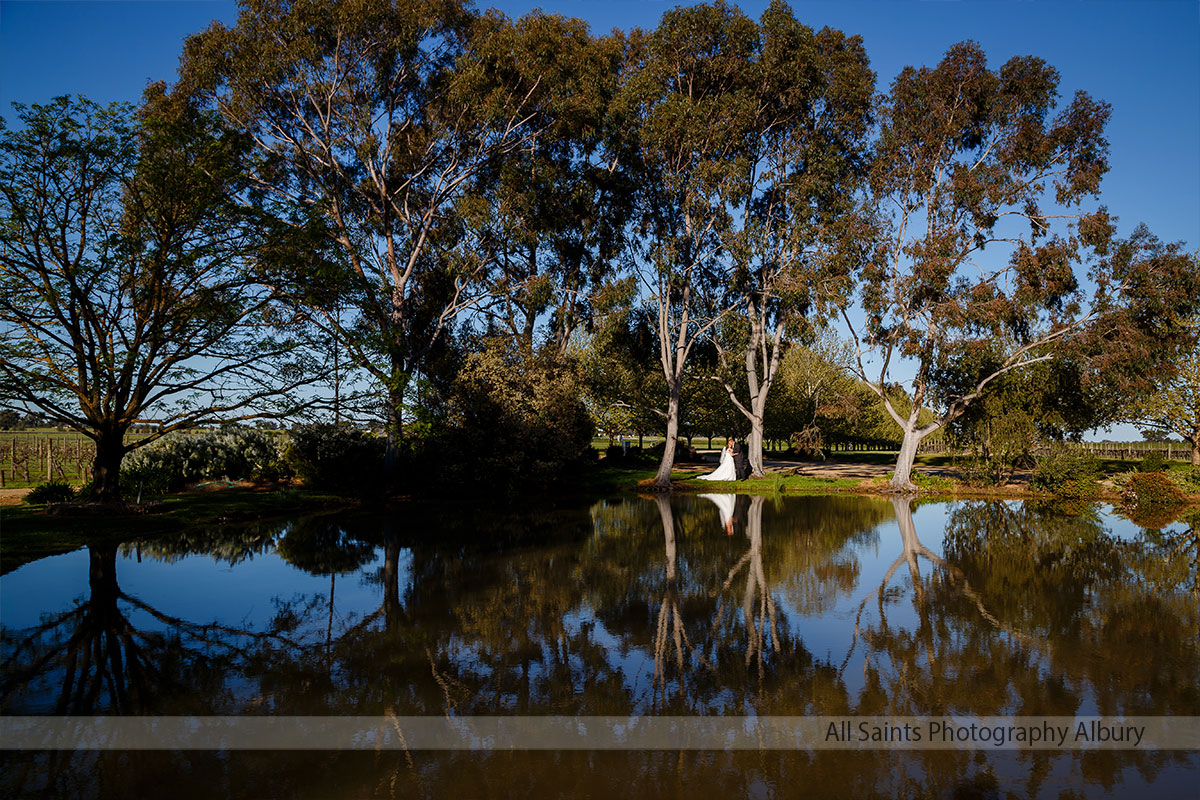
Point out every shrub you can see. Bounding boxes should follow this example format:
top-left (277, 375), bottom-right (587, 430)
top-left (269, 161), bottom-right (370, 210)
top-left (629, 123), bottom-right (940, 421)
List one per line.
top-left (1137, 451), bottom-right (1169, 473)
top-left (1031, 447), bottom-right (1100, 499)
top-left (646, 439), bottom-right (697, 463)
top-left (1123, 471), bottom-right (1187, 510)
top-left (439, 339), bottom-right (596, 489)
top-left (958, 455), bottom-right (1004, 487)
top-left (121, 428), bottom-right (288, 493)
top-left (1175, 466), bottom-right (1200, 494)
top-left (603, 445), bottom-right (658, 467)
top-left (284, 424), bottom-right (385, 494)
top-left (25, 480), bottom-right (75, 504)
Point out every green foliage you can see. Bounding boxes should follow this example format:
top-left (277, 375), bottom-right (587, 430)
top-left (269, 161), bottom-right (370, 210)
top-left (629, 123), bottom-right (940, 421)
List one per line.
top-left (947, 365), bottom-right (1076, 485)
top-left (1120, 312), bottom-right (1200, 446)
top-left (1123, 472), bottom-right (1187, 510)
top-left (1182, 466), bottom-right (1200, 493)
top-left (283, 425), bottom-right (384, 495)
top-left (1137, 451), bottom-right (1170, 473)
top-left (122, 428), bottom-right (288, 493)
top-left (24, 480), bottom-right (76, 504)
top-left (882, 470), bottom-right (954, 492)
top-left (438, 340), bottom-right (596, 489)
top-left (602, 445), bottom-right (659, 467)
top-left (1031, 447), bottom-right (1101, 498)
top-left (1, 94), bottom-right (307, 501)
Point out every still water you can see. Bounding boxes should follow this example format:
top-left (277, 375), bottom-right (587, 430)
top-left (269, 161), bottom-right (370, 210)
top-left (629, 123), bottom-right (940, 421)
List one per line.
top-left (2, 494), bottom-right (1197, 797)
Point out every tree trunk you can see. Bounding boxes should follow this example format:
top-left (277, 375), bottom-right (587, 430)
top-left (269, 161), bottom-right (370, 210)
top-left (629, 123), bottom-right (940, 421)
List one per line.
top-left (91, 428), bottom-right (127, 502)
top-left (655, 494), bottom-right (676, 581)
top-left (385, 392), bottom-right (403, 470)
top-left (89, 542), bottom-right (120, 598)
top-left (652, 382), bottom-right (682, 490)
top-left (384, 361), bottom-right (406, 477)
top-left (889, 426), bottom-right (923, 493)
top-left (747, 415), bottom-right (765, 477)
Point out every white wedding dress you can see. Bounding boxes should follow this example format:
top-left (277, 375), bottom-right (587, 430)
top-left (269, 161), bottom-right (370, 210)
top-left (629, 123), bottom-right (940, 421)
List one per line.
top-left (699, 493), bottom-right (736, 527)
top-left (697, 448), bottom-right (738, 481)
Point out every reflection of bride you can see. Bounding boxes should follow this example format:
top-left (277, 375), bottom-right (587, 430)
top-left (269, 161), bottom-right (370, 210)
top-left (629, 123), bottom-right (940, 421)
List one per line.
top-left (697, 441), bottom-right (738, 481)
top-left (699, 493), bottom-right (736, 535)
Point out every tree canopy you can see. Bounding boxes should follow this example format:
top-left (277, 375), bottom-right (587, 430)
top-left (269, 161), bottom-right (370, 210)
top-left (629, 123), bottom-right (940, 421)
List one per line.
top-left (844, 41), bottom-right (1200, 490)
top-left (0, 94), bottom-right (308, 498)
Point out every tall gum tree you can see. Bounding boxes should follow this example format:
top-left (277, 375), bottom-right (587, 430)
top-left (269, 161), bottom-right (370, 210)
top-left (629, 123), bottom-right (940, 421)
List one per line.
top-left (842, 41), bottom-right (1200, 491)
top-left (617, 0), bottom-right (759, 489)
top-left (713, 1), bottom-right (874, 476)
top-left (461, 22), bottom-right (633, 353)
top-left (178, 0), bottom-right (596, 464)
top-left (1120, 314), bottom-right (1200, 466)
top-left (0, 95), bottom-right (309, 500)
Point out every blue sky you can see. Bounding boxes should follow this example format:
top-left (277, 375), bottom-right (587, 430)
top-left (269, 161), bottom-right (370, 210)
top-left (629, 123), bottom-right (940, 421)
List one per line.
top-left (2, 0), bottom-right (1197, 439)
top-left (3, 0), bottom-right (1196, 248)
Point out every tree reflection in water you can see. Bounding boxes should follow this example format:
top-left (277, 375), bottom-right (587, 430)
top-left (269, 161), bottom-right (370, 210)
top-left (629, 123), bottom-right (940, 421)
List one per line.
top-left (0, 539), bottom-right (309, 716)
top-left (3, 496), bottom-right (1198, 798)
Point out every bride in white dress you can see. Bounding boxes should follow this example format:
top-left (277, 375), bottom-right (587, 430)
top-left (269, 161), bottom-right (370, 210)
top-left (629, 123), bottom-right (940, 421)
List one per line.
top-left (697, 441), bottom-right (738, 481)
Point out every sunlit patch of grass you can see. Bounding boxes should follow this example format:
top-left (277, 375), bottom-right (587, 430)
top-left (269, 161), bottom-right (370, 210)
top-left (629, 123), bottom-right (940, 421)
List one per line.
top-left (677, 472), bottom-right (860, 494)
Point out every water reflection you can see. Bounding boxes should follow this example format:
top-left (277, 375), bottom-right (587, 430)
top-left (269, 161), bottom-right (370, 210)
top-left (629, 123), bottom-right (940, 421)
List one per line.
top-left (2, 496), bottom-right (1198, 797)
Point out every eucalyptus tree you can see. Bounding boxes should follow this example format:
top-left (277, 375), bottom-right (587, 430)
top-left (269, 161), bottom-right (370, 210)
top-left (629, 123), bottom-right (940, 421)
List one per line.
top-left (769, 328), bottom-right (861, 451)
top-left (579, 300), bottom-right (665, 444)
top-left (0, 94), bottom-right (309, 500)
top-left (618, 1), bottom-right (761, 489)
top-left (711, 0), bottom-right (874, 476)
top-left (843, 41), bottom-right (1200, 491)
top-left (1120, 314), bottom-right (1200, 465)
top-left (461, 20), bottom-right (633, 352)
top-left (178, 0), bottom-right (598, 463)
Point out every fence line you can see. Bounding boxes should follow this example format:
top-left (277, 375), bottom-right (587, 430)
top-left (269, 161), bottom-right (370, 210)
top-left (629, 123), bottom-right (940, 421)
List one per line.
top-left (913, 439), bottom-right (1190, 461)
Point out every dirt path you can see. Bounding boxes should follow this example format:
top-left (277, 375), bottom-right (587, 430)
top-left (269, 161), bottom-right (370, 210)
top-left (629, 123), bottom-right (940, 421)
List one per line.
top-left (0, 488), bottom-right (31, 506)
top-left (684, 451), bottom-right (1033, 488)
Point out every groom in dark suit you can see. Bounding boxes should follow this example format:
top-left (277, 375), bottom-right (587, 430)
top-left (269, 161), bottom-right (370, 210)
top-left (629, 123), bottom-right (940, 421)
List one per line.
top-left (731, 439), bottom-right (750, 480)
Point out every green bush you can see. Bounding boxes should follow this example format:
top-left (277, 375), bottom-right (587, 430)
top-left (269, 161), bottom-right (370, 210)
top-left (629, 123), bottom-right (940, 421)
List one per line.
top-left (603, 444), bottom-right (658, 467)
top-left (1178, 466), bottom-right (1200, 493)
top-left (1123, 471), bottom-right (1187, 510)
top-left (958, 455), bottom-right (1004, 487)
top-left (25, 480), bottom-right (76, 504)
top-left (121, 428), bottom-right (287, 493)
top-left (439, 339), bottom-right (596, 489)
top-left (1031, 447), bottom-right (1100, 498)
top-left (1137, 451), bottom-right (1169, 473)
top-left (284, 424), bottom-right (385, 494)
top-left (646, 439), bottom-right (698, 463)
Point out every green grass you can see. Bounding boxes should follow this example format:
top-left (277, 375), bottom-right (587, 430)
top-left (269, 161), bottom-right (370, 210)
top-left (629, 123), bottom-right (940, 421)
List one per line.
top-left (676, 472), bottom-right (860, 494)
top-left (569, 465), bottom-right (660, 495)
top-left (870, 470), bottom-right (957, 492)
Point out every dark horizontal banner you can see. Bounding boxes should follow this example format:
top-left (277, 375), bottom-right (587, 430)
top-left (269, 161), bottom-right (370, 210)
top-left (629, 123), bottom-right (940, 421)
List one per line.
top-left (3, 716), bottom-right (1198, 751)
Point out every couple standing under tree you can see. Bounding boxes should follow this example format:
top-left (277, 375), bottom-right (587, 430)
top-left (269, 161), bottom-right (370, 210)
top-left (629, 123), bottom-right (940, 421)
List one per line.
top-left (697, 439), bottom-right (750, 481)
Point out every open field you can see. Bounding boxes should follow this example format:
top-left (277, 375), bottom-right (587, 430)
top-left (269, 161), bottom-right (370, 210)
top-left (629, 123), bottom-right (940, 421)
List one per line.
top-left (0, 428), bottom-right (286, 489)
top-left (0, 430), bottom-right (99, 489)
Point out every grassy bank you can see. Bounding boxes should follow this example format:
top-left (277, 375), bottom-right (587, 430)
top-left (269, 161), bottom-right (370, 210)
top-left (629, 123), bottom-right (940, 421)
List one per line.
top-left (0, 487), bottom-right (349, 574)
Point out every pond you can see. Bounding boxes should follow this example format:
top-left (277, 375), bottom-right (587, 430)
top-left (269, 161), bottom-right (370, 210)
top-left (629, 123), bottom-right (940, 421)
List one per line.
top-left (2, 494), bottom-right (1198, 798)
